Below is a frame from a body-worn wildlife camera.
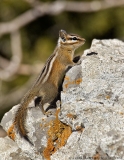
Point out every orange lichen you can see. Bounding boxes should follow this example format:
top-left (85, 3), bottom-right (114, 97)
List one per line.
top-left (64, 76), bottom-right (70, 81)
top-left (93, 153), bottom-right (100, 160)
top-left (67, 113), bottom-right (77, 119)
top-left (43, 109), bottom-right (72, 160)
top-left (76, 126), bottom-right (84, 133)
top-left (119, 112), bottom-right (124, 115)
top-left (43, 138), bottom-right (56, 160)
top-left (75, 78), bottom-right (82, 85)
top-left (7, 124), bottom-right (16, 141)
top-left (64, 83), bottom-right (69, 89)
top-left (58, 125), bottom-right (71, 147)
top-left (106, 95), bottom-right (111, 99)
top-left (64, 77), bottom-right (82, 89)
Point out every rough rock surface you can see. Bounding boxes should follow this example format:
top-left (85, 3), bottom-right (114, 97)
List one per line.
top-left (1, 39), bottom-right (124, 160)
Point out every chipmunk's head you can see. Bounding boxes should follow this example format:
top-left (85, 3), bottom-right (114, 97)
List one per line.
top-left (58, 29), bottom-right (85, 50)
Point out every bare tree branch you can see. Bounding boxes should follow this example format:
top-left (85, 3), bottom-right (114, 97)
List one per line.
top-left (0, 76), bottom-right (36, 110)
top-left (65, 0), bottom-right (124, 12)
top-left (18, 63), bottom-right (44, 75)
top-left (0, 30), bottom-right (22, 80)
top-left (0, 56), bottom-right (44, 76)
top-left (0, 56), bottom-right (9, 69)
top-left (0, 0), bottom-right (124, 36)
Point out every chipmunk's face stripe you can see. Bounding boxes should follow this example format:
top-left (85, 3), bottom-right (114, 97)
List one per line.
top-left (58, 30), bottom-right (85, 47)
top-left (37, 30), bottom-right (85, 85)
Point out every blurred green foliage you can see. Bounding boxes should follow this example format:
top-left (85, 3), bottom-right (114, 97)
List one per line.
top-left (0, 0), bottom-right (124, 119)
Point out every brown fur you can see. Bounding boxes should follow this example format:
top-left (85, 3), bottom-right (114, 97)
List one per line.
top-left (14, 30), bottom-right (85, 145)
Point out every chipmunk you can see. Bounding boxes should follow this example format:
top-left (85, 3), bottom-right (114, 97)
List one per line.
top-left (14, 30), bottom-right (85, 145)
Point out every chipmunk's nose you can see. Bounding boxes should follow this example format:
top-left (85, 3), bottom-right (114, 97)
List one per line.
top-left (82, 38), bottom-right (86, 42)
top-left (80, 38), bottom-right (86, 43)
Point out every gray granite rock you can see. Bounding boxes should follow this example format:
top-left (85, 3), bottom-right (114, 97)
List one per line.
top-left (1, 103), bottom-right (47, 159)
top-left (1, 39), bottom-right (124, 160)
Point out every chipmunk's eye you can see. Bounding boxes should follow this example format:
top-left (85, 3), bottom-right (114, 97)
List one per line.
top-left (62, 37), bottom-right (66, 42)
top-left (72, 37), bottom-right (77, 40)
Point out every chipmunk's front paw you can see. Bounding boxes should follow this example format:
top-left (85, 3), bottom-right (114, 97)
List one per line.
top-left (73, 55), bottom-right (80, 63)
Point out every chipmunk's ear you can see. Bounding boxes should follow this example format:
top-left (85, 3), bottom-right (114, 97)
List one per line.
top-left (59, 30), bottom-right (67, 42)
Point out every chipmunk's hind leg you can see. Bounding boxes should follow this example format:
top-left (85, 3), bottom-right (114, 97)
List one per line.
top-left (35, 96), bottom-right (42, 107)
top-left (45, 92), bottom-right (60, 112)
top-left (34, 96), bottom-right (46, 114)
top-left (73, 55), bottom-right (81, 63)
top-left (35, 95), bottom-right (48, 115)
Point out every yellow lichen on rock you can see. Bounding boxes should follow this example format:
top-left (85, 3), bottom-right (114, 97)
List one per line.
top-left (7, 124), bottom-right (16, 141)
top-left (64, 77), bottom-right (82, 89)
top-left (43, 109), bottom-right (72, 160)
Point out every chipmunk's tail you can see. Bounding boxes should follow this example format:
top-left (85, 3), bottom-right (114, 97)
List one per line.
top-left (14, 89), bottom-right (38, 145)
